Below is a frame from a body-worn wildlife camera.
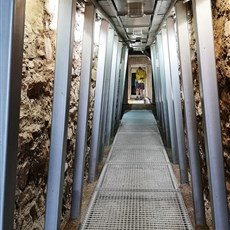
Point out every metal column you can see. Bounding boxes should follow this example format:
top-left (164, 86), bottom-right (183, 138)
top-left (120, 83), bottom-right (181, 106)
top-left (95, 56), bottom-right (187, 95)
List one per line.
top-left (166, 17), bottom-right (185, 167)
top-left (156, 34), bottom-right (171, 147)
top-left (45, 0), bottom-right (75, 228)
top-left (100, 28), bottom-right (114, 147)
top-left (152, 44), bottom-right (165, 130)
top-left (161, 28), bottom-right (179, 164)
top-left (0, 0), bottom-right (26, 228)
top-left (88, 20), bottom-right (109, 182)
top-left (111, 42), bottom-right (123, 135)
top-left (174, 4), bottom-right (206, 224)
top-left (192, 0), bottom-right (229, 228)
top-left (116, 46), bottom-right (128, 122)
top-left (71, 3), bottom-right (95, 219)
top-left (105, 35), bottom-right (119, 145)
top-left (150, 45), bottom-right (160, 121)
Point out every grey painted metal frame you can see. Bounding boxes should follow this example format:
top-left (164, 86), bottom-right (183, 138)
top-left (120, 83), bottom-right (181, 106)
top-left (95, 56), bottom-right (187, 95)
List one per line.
top-left (0, 0), bottom-right (26, 228)
top-left (101, 28), bottom-right (114, 147)
top-left (152, 44), bottom-right (164, 130)
top-left (88, 20), bottom-right (109, 183)
top-left (71, 3), bottom-right (95, 219)
top-left (111, 42), bottom-right (123, 135)
top-left (192, 0), bottom-right (229, 228)
top-left (166, 17), bottom-right (185, 166)
top-left (105, 35), bottom-right (119, 145)
top-left (150, 45), bottom-right (160, 121)
top-left (161, 28), bottom-right (178, 164)
top-left (116, 46), bottom-right (128, 122)
top-left (156, 34), bottom-right (171, 147)
top-left (174, 5), bottom-right (206, 225)
top-left (44, 0), bottom-right (76, 228)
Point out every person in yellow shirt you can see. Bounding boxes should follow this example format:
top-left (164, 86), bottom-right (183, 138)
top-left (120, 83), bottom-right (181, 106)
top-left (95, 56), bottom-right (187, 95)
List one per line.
top-left (135, 67), bottom-right (146, 100)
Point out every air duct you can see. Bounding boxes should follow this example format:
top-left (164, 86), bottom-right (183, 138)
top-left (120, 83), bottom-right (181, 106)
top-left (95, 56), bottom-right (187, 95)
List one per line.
top-left (127, 1), bottom-right (144, 18)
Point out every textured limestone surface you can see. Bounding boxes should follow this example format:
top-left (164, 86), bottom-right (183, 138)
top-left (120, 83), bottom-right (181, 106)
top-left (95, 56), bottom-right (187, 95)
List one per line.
top-left (15, 1), bottom-right (97, 229)
top-left (188, 0), bottom-right (230, 226)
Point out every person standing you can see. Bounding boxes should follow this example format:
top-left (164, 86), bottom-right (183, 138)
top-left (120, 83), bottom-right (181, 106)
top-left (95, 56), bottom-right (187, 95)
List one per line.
top-left (135, 67), bottom-right (146, 100)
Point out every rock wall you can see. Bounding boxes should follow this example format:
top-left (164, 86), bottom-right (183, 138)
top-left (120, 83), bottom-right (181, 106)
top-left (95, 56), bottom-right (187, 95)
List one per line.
top-left (187, 0), bottom-right (230, 222)
top-left (15, 1), bottom-right (98, 228)
top-left (16, 0), bottom-right (56, 228)
top-left (213, 0), bottom-right (230, 212)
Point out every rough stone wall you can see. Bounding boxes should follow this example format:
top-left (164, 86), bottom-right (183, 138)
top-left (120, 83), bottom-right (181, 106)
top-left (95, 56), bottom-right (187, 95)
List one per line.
top-left (15, 0), bottom-right (56, 228)
top-left (15, 1), bottom-right (98, 228)
top-left (188, 0), bottom-right (230, 221)
top-left (212, 0), bottom-right (230, 211)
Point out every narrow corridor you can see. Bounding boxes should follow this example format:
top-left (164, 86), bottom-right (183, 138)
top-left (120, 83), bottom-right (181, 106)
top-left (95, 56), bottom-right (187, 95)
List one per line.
top-left (81, 110), bottom-right (192, 229)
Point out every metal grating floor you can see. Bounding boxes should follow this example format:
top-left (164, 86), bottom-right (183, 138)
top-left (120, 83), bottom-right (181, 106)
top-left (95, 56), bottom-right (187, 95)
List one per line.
top-left (108, 146), bottom-right (168, 163)
top-left (114, 133), bottom-right (163, 147)
top-left (81, 191), bottom-right (192, 230)
top-left (81, 110), bottom-right (193, 229)
top-left (98, 163), bottom-right (176, 190)
top-left (118, 124), bottom-right (159, 133)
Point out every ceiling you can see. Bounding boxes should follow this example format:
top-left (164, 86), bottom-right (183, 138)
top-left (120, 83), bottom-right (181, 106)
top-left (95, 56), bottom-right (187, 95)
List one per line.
top-left (91, 0), bottom-right (174, 52)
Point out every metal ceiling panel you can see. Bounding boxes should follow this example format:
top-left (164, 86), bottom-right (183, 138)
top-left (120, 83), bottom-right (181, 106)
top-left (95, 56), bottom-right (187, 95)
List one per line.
top-left (96, 0), bottom-right (174, 51)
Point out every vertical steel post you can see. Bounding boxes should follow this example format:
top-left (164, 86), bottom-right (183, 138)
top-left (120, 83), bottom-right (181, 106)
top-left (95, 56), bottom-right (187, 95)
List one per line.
top-left (45, 0), bottom-right (76, 228)
top-left (105, 35), bottom-right (119, 145)
top-left (192, 0), bottom-right (229, 228)
top-left (0, 0), bottom-right (26, 228)
top-left (111, 42), bottom-right (123, 135)
top-left (157, 34), bottom-right (171, 147)
top-left (150, 45), bottom-right (160, 121)
top-left (70, 3), bottom-right (95, 219)
top-left (101, 28), bottom-right (114, 146)
top-left (174, 4), bottom-right (206, 224)
top-left (88, 20), bottom-right (109, 182)
top-left (161, 28), bottom-right (179, 164)
top-left (116, 46), bottom-right (128, 122)
top-left (153, 44), bottom-right (165, 130)
top-left (165, 17), bottom-right (185, 166)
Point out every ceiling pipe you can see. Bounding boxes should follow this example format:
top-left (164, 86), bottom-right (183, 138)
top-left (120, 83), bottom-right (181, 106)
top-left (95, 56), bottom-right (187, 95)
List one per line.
top-left (106, 0), bottom-right (130, 40)
top-left (148, 0), bottom-right (178, 45)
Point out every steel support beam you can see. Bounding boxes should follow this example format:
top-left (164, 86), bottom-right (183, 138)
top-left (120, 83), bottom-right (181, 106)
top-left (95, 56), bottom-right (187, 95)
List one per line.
top-left (0, 0), bottom-right (26, 228)
top-left (116, 46), bottom-right (128, 122)
top-left (153, 44), bottom-right (165, 131)
top-left (45, 0), bottom-right (76, 228)
top-left (174, 5), bottom-right (206, 224)
top-left (191, 0), bottom-right (229, 228)
top-left (150, 45), bottom-right (160, 121)
top-left (166, 17), bottom-right (186, 167)
top-left (88, 20), bottom-right (109, 182)
top-left (161, 28), bottom-right (179, 164)
top-left (105, 35), bottom-right (119, 145)
top-left (111, 42), bottom-right (123, 135)
top-left (45, 0), bottom-right (76, 227)
top-left (70, 3), bottom-right (95, 219)
top-left (156, 34), bottom-right (171, 147)
top-left (101, 28), bottom-right (114, 147)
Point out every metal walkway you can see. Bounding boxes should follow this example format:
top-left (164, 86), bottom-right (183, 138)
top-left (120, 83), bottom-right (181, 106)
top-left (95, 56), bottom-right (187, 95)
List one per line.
top-left (81, 110), bottom-right (193, 229)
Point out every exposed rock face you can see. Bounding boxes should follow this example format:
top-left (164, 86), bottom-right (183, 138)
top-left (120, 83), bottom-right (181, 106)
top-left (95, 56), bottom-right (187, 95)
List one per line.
top-left (15, 1), bottom-right (98, 228)
top-left (188, 0), bottom-right (230, 222)
top-left (213, 0), bottom-right (230, 213)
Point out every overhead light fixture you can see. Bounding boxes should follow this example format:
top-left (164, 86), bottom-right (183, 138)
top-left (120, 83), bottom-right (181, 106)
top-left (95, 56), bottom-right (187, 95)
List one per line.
top-left (127, 1), bottom-right (144, 18)
top-left (183, 0), bottom-right (191, 3)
